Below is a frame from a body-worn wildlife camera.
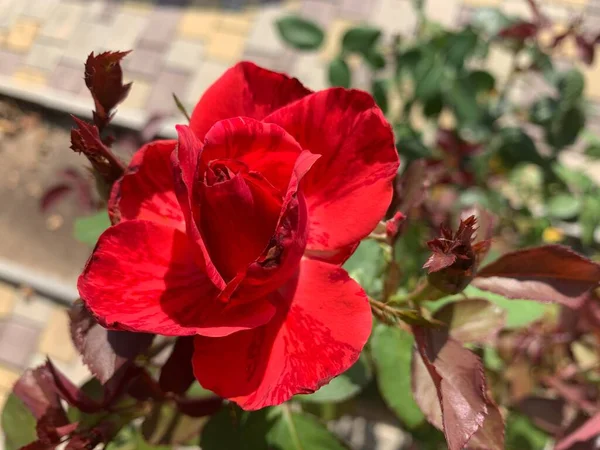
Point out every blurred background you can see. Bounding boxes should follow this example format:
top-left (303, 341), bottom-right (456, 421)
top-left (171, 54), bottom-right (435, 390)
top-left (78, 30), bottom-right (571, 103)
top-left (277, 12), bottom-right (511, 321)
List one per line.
top-left (1, 0), bottom-right (600, 448)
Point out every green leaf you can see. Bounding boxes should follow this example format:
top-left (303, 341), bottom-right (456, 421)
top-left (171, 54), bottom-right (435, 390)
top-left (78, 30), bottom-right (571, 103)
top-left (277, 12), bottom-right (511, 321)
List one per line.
top-left (492, 127), bottom-right (545, 168)
top-left (505, 413), bottom-right (549, 450)
top-left (269, 408), bottom-right (350, 450)
top-left (276, 16), bottom-right (324, 51)
top-left (396, 48), bottom-right (422, 78)
top-left (444, 76), bottom-right (480, 125)
top-left (557, 68), bottom-right (585, 107)
top-left (371, 79), bottom-right (388, 114)
top-left (341, 26), bottom-right (381, 55)
top-left (343, 239), bottom-right (385, 295)
top-left (584, 143), bottom-right (600, 159)
top-left (466, 70), bottom-right (496, 94)
top-left (422, 95), bottom-right (444, 118)
top-left (546, 193), bottom-right (581, 219)
top-left (328, 57), bottom-right (351, 88)
top-left (394, 124), bottom-right (432, 161)
top-left (2, 393), bottom-right (37, 450)
top-left (545, 105), bottom-right (586, 150)
top-left (74, 210), bottom-right (111, 246)
top-left (580, 194), bottom-right (600, 245)
top-left (107, 425), bottom-right (171, 450)
top-left (444, 29), bottom-right (479, 67)
top-left (364, 49), bottom-right (386, 70)
top-left (413, 52), bottom-right (445, 101)
top-left (201, 408), bottom-right (273, 450)
top-left (427, 286), bottom-right (548, 329)
top-left (529, 97), bottom-right (557, 126)
top-left (371, 324), bottom-right (425, 428)
top-left (298, 354), bottom-right (372, 403)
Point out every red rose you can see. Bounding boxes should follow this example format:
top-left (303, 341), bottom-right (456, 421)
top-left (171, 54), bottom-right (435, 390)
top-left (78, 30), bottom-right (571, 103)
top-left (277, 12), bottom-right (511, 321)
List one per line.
top-left (78, 62), bottom-right (399, 410)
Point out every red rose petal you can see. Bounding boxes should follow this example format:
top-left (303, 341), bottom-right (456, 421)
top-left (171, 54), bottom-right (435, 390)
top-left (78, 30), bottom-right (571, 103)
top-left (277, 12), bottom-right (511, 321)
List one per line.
top-left (109, 140), bottom-right (183, 229)
top-left (78, 220), bottom-right (275, 337)
top-left (192, 258), bottom-right (371, 410)
top-left (265, 88), bottom-right (399, 259)
top-left (190, 61), bottom-right (312, 140)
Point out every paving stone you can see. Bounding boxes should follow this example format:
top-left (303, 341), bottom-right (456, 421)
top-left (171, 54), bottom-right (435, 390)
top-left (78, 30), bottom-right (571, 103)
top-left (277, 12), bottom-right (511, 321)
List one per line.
top-left (289, 53), bottom-right (328, 90)
top-left (218, 9), bottom-right (256, 34)
top-left (186, 59), bottom-right (230, 106)
top-left (0, 365), bottom-right (19, 391)
top-left (13, 293), bottom-right (54, 324)
top-left (300, 0), bottom-right (338, 26)
top-left (38, 307), bottom-right (76, 363)
top-left (371, 0), bottom-right (416, 37)
top-left (138, 6), bottom-right (182, 51)
top-left (21, 0), bottom-right (59, 20)
top-left (165, 39), bottom-right (205, 71)
top-left (125, 47), bottom-right (165, 77)
top-left (424, 0), bottom-right (460, 28)
top-left (40, 1), bottom-right (85, 42)
top-left (0, 49), bottom-right (23, 76)
top-left (0, 0), bottom-right (25, 30)
top-left (49, 61), bottom-right (86, 94)
top-left (485, 45), bottom-right (515, 86)
top-left (0, 318), bottom-right (40, 369)
top-left (178, 8), bottom-right (221, 40)
top-left (63, 20), bottom-right (112, 64)
top-left (584, 60), bottom-right (600, 99)
top-left (6, 18), bottom-right (39, 53)
top-left (121, 77), bottom-right (153, 110)
top-left (206, 29), bottom-right (247, 62)
top-left (122, 0), bottom-right (156, 14)
top-left (25, 41), bottom-right (64, 72)
top-left (107, 11), bottom-right (148, 51)
top-left (0, 283), bottom-right (15, 319)
top-left (319, 18), bottom-right (354, 61)
top-left (463, 0), bottom-right (502, 6)
top-left (12, 67), bottom-right (48, 87)
top-left (246, 4), bottom-right (288, 53)
top-left (338, 0), bottom-right (376, 21)
top-left (146, 69), bottom-right (191, 114)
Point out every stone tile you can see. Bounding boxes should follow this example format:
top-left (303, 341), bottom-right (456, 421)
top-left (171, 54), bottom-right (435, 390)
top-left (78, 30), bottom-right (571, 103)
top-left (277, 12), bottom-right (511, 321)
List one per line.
top-left (0, 282), bottom-right (15, 318)
top-left (0, 49), bottom-right (23, 76)
top-left (138, 6), bottom-right (182, 51)
top-left (246, 5), bottom-right (288, 53)
top-left (22, 0), bottom-right (59, 20)
top-left (63, 21), bottom-right (112, 64)
top-left (25, 41), bottom-right (64, 72)
top-left (300, 0), bottom-right (338, 26)
top-left (186, 59), bottom-right (229, 106)
top-left (289, 53), bottom-right (328, 91)
top-left (218, 10), bottom-right (256, 34)
top-left (38, 308), bottom-right (75, 363)
top-left (178, 8), bottom-right (220, 40)
top-left (0, 0), bottom-right (25, 30)
top-left (584, 60), bottom-right (600, 99)
top-left (486, 46), bottom-right (515, 86)
top-left (122, 0), bottom-right (156, 14)
top-left (319, 18), bottom-right (354, 61)
top-left (463, 0), bottom-right (501, 6)
top-left (425, 0), bottom-right (461, 28)
top-left (371, 0), bottom-right (416, 37)
top-left (13, 67), bottom-right (48, 87)
top-left (107, 11), bottom-right (148, 51)
top-left (40, 2), bottom-right (85, 42)
top-left (0, 365), bottom-right (19, 391)
top-left (339, 0), bottom-right (376, 21)
top-left (13, 294), bottom-right (53, 324)
top-left (6, 18), bottom-right (39, 53)
top-left (49, 61), bottom-right (86, 94)
top-left (121, 77), bottom-right (152, 110)
top-left (165, 39), bottom-right (205, 71)
top-left (205, 29), bottom-right (247, 62)
top-left (0, 318), bottom-right (40, 369)
top-left (564, 0), bottom-right (589, 9)
top-left (125, 47), bottom-right (164, 77)
top-left (146, 69), bottom-right (191, 114)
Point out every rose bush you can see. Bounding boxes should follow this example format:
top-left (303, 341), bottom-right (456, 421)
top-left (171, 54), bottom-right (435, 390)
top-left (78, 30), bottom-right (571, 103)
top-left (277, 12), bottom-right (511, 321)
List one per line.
top-left (77, 62), bottom-right (399, 410)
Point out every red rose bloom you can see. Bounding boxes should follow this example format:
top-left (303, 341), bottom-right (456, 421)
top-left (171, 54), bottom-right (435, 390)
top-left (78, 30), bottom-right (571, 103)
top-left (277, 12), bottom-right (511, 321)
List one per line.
top-left (78, 62), bottom-right (399, 410)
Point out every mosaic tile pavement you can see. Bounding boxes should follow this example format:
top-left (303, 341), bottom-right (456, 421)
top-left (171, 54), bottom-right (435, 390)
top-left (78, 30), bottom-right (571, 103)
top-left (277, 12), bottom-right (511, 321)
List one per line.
top-left (1, 0), bottom-right (600, 447)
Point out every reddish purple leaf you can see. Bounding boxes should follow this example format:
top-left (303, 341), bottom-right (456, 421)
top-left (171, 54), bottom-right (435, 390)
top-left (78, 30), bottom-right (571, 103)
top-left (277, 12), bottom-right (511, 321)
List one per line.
top-left (517, 396), bottom-right (566, 434)
top-left (433, 299), bottom-right (506, 344)
top-left (40, 184), bottom-right (72, 212)
top-left (575, 34), bottom-right (595, 65)
top-left (159, 337), bottom-right (195, 395)
top-left (473, 245), bottom-right (600, 308)
top-left (436, 129), bottom-right (482, 157)
top-left (84, 51), bottom-right (132, 131)
top-left (70, 116), bottom-right (125, 184)
top-left (65, 421), bottom-right (118, 450)
top-left (69, 300), bottom-right (154, 385)
top-left (411, 326), bottom-right (505, 450)
top-left (176, 396), bottom-right (223, 418)
top-left (498, 21), bottom-right (539, 40)
top-left (556, 412), bottom-right (600, 450)
top-left (44, 359), bottom-right (101, 413)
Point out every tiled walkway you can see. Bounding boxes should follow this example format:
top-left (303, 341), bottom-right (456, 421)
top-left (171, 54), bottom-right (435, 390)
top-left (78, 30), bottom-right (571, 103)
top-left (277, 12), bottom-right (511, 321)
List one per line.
top-left (0, 0), bottom-right (599, 125)
top-left (1, 0), bottom-right (600, 446)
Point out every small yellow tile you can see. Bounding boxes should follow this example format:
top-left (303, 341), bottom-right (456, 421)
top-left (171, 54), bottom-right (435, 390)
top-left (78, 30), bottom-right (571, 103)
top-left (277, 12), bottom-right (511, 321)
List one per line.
top-left (584, 62), bottom-right (600, 99)
top-left (0, 365), bottom-right (20, 391)
top-left (6, 18), bottom-right (39, 53)
top-left (205, 30), bottom-right (246, 63)
top-left (319, 19), bottom-right (355, 61)
top-left (121, 78), bottom-right (152, 110)
top-left (38, 308), bottom-right (76, 363)
top-left (178, 9), bottom-right (220, 40)
top-left (563, 0), bottom-right (589, 9)
top-left (218, 11), bottom-right (255, 34)
top-left (13, 67), bottom-right (47, 87)
top-left (0, 282), bottom-right (16, 318)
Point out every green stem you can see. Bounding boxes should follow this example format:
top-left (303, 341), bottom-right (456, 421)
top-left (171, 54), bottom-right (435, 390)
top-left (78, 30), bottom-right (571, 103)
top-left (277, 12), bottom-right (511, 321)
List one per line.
top-left (281, 403), bottom-right (305, 450)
